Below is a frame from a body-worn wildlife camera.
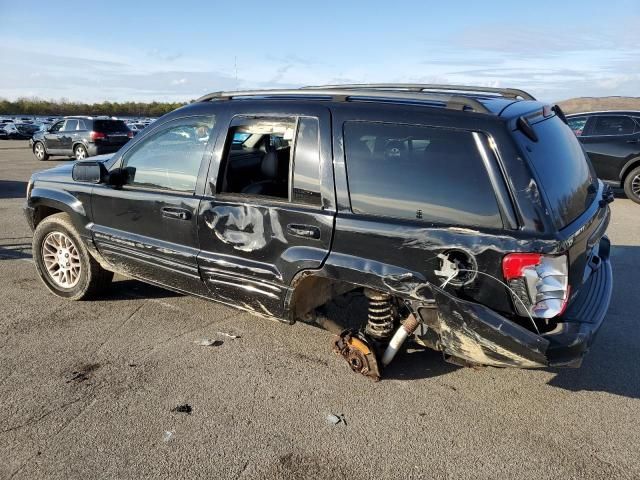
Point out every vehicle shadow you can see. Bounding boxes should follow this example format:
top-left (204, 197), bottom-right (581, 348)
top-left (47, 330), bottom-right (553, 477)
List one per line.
top-left (103, 279), bottom-right (183, 301)
top-left (545, 245), bottom-right (640, 399)
top-left (384, 347), bottom-right (459, 380)
top-left (0, 180), bottom-right (28, 199)
top-left (0, 243), bottom-right (32, 260)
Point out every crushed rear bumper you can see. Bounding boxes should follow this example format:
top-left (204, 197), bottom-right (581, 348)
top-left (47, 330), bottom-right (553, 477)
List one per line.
top-left (418, 236), bottom-right (612, 368)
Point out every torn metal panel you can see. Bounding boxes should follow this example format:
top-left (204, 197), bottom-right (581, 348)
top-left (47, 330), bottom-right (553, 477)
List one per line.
top-left (421, 284), bottom-right (550, 368)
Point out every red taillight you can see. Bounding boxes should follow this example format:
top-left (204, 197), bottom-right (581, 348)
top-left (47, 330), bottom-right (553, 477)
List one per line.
top-left (502, 253), bottom-right (542, 280)
top-left (127, 131), bottom-right (133, 138)
top-left (503, 253), bottom-right (570, 319)
top-left (90, 131), bottom-right (106, 140)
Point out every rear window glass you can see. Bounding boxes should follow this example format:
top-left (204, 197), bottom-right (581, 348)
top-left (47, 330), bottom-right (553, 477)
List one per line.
top-left (521, 115), bottom-right (596, 228)
top-left (344, 121), bottom-right (502, 228)
top-left (567, 116), bottom-right (587, 136)
top-left (94, 120), bottom-right (129, 132)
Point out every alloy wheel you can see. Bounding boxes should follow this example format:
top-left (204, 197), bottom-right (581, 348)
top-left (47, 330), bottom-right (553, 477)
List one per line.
top-left (41, 231), bottom-right (82, 288)
top-left (632, 173), bottom-right (640, 198)
top-left (75, 147), bottom-right (87, 160)
top-left (35, 143), bottom-right (44, 160)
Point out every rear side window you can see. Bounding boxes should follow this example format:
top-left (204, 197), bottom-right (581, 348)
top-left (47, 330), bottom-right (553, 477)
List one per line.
top-left (591, 116), bottom-right (636, 136)
top-left (343, 121), bottom-right (502, 228)
top-left (94, 120), bottom-right (129, 133)
top-left (292, 117), bottom-right (321, 206)
top-left (567, 116), bottom-right (588, 136)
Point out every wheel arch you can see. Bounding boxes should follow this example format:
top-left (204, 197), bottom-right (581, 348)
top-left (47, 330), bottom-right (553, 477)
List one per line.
top-left (32, 139), bottom-right (47, 153)
top-left (620, 156), bottom-right (640, 183)
top-left (284, 255), bottom-right (431, 322)
top-left (29, 189), bottom-right (90, 235)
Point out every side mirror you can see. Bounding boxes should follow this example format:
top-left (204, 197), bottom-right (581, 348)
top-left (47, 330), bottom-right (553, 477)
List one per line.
top-left (72, 161), bottom-right (109, 184)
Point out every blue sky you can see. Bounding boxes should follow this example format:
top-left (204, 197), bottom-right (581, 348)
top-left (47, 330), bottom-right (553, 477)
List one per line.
top-left (0, 0), bottom-right (638, 103)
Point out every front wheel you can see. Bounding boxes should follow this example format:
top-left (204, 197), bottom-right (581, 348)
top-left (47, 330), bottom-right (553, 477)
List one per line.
top-left (32, 213), bottom-right (113, 300)
top-left (623, 166), bottom-right (640, 205)
top-left (74, 144), bottom-right (88, 160)
top-left (33, 142), bottom-right (49, 161)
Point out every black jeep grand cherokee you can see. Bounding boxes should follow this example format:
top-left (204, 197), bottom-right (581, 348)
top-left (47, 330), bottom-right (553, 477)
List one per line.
top-left (24, 84), bottom-right (613, 380)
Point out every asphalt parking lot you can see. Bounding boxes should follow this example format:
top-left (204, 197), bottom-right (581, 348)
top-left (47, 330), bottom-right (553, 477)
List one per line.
top-left (0, 140), bottom-right (639, 479)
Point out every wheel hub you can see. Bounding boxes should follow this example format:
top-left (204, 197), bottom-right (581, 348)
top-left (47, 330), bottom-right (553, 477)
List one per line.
top-left (42, 232), bottom-right (81, 288)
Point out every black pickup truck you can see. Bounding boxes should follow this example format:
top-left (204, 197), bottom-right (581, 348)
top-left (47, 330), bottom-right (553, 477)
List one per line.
top-left (24, 84), bottom-right (613, 380)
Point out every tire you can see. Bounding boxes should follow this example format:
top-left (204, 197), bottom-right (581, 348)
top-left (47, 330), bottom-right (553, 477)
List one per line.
top-left (623, 166), bottom-right (640, 205)
top-left (32, 213), bottom-right (113, 300)
top-left (74, 144), bottom-right (88, 160)
top-left (33, 141), bottom-right (49, 161)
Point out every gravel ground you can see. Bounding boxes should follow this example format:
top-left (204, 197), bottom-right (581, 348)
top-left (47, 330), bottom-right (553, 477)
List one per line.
top-left (1, 140), bottom-right (639, 479)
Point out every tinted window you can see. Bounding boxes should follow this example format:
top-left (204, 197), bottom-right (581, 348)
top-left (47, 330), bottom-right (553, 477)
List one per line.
top-left (592, 116), bottom-right (635, 136)
top-left (122, 117), bottom-right (214, 192)
top-left (94, 120), bottom-right (129, 133)
top-left (78, 120), bottom-right (88, 130)
top-left (62, 119), bottom-right (78, 131)
top-left (292, 117), bottom-right (321, 206)
top-left (344, 122), bottom-right (502, 228)
top-left (520, 115), bottom-right (596, 228)
top-left (567, 116), bottom-right (588, 136)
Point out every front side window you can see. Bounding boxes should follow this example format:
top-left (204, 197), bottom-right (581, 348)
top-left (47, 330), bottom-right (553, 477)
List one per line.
top-left (121, 116), bottom-right (214, 192)
top-left (344, 121), bottom-right (502, 228)
top-left (592, 116), bottom-right (636, 136)
top-left (567, 116), bottom-right (588, 136)
top-left (49, 121), bottom-right (63, 133)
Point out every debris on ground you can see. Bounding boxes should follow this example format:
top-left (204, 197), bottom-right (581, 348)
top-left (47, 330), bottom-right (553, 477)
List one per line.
top-left (66, 363), bottom-right (100, 384)
top-left (171, 404), bottom-right (192, 415)
top-left (194, 339), bottom-right (224, 347)
top-left (216, 331), bottom-right (241, 339)
top-left (162, 430), bottom-right (174, 442)
top-left (326, 413), bottom-right (347, 426)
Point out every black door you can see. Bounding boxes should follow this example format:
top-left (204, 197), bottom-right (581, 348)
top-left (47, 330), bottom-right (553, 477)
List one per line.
top-left (58, 119), bottom-right (79, 154)
top-left (44, 120), bottom-right (64, 153)
top-left (90, 115), bottom-right (217, 295)
top-left (197, 105), bottom-right (335, 318)
top-left (580, 115), bottom-right (640, 182)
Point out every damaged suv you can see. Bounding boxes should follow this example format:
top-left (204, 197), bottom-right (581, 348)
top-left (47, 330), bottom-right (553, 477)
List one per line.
top-left (24, 84), bottom-right (613, 380)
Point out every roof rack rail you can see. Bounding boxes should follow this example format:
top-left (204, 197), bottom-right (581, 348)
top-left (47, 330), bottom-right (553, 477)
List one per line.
top-left (301, 83), bottom-right (536, 101)
top-left (195, 88), bottom-right (490, 114)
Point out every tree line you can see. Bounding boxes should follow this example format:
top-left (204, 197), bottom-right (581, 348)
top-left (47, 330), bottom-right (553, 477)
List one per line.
top-left (0, 98), bottom-right (188, 118)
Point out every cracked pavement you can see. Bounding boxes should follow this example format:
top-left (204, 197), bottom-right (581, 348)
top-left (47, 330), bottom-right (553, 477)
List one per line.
top-left (1, 141), bottom-right (639, 479)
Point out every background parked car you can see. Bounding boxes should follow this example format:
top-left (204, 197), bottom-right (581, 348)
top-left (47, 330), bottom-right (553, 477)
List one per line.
top-left (567, 111), bottom-right (640, 204)
top-left (0, 122), bottom-right (39, 139)
top-left (30, 116), bottom-right (133, 161)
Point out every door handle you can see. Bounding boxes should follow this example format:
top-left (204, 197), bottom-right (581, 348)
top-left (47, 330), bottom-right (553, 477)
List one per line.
top-left (161, 207), bottom-right (191, 220)
top-left (286, 224), bottom-right (321, 240)
top-left (626, 139), bottom-right (640, 144)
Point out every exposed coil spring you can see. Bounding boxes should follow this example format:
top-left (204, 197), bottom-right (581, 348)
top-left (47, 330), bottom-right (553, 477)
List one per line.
top-left (364, 289), bottom-right (395, 340)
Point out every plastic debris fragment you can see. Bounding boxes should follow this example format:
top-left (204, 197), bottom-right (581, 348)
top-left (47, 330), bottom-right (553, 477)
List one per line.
top-left (194, 339), bottom-right (224, 347)
top-left (171, 404), bottom-right (193, 415)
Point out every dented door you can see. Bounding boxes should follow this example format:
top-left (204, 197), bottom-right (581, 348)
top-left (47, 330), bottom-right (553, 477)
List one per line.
top-left (196, 104), bottom-right (335, 318)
